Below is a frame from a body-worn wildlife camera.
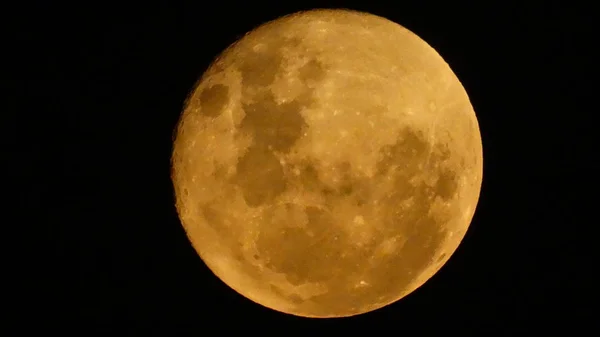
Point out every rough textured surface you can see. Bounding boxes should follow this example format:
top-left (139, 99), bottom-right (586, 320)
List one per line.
top-left (171, 9), bottom-right (483, 318)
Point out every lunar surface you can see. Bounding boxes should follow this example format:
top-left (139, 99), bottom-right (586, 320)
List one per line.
top-left (171, 9), bottom-right (483, 318)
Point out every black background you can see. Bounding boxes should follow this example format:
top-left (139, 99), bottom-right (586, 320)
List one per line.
top-left (11, 1), bottom-right (593, 334)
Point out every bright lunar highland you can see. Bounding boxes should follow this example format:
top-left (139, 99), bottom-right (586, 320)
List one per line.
top-left (171, 8), bottom-right (483, 318)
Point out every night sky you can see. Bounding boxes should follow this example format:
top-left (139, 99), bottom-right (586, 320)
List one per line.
top-left (11, 1), bottom-right (593, 333)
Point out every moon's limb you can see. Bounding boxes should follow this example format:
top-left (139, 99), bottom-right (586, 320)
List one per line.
top-left (172, 9), bottom-right (483, 318)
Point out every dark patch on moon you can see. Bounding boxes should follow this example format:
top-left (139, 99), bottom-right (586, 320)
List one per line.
top-left (233, 87), bottom-right (312, 207)
top-left (240, 91), bottom-right (308, 153)
top-left (376, 127), bottom-right (458, 202)
top-left (291, 160), bottom-right (373, 206)
top-left (233, 145), bottom-right (287, 207)
top-left (287, 293), bottom-right (305, 305)
top-left (200, 202), bottom-right (241, 251)
top-left (370, 217), bottom-right (444, 297)
top-left (256, 206), bottom-right (341, 285)
top-left (256, 205), bottom-right (377, 288)
top-left (201, 204), bottom-right (224, 230)
top-left (268, 285), bottom-right (305, 305)
top-left (198, 84), bottom-right (229, 117)
top-left (298, 59), bottom-right (327, 84)
top-left (362, 127), bottom-right (456, 304)
top-left (232, 37), bottom-right (330, 208)
top-left (237, 35), bottom-right (327, 92)
top-left (435, 168), bottom-right (458, 200)
top-left (238, 48), bottom-right (284, 88)
top-left (295, 162), bottom-right (322, 191)
top-left (212, 160), bottom-right (228, 180)
top-left (377, 127), bottom-right (429, 175)
top-left (290, 127), bottom-right (458, 316)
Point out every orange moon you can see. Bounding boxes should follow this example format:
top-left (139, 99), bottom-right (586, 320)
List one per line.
top-left (171, 9), bottom-right (483, 318)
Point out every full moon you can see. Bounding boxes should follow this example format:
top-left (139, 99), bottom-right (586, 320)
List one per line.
top-left (171, 9), bottom-right (483, 318)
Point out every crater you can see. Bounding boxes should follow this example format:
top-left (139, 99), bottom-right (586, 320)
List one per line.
top-left (198, 84), bottom-right (229, 117)
top-left (437, 252), bottom-right (447, 263)
top-left (233, 145), bottom-right (286, 207)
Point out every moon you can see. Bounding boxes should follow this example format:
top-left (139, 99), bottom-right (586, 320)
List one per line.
top-left (171, 9), bottom-right (483, 318)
